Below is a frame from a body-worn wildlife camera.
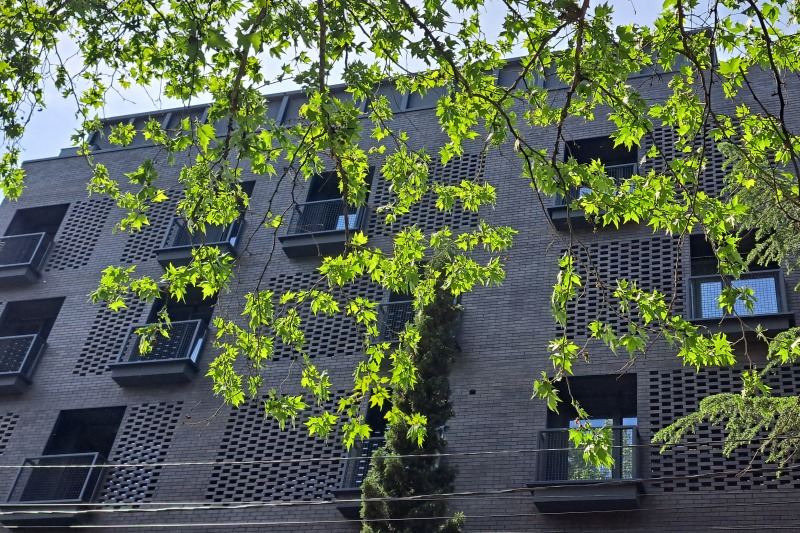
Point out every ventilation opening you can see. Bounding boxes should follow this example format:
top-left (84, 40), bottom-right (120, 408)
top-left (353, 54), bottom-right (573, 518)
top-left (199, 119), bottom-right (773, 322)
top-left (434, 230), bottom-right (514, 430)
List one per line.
top-left (0, 298), bottom-right (65, 339)
top-left (5, 205), bottom-right (69, 237)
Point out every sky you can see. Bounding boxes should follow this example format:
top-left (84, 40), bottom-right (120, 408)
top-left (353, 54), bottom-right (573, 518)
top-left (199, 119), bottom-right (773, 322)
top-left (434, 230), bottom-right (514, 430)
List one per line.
top-left (18, 1), bottom-right (658, 162)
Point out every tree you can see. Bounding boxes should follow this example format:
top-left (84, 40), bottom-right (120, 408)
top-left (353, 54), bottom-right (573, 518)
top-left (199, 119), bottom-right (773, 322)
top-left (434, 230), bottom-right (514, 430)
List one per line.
top-left (2, 0), bottom-right (800, 497)
top-left (360, 261), bottom-right (464, 532)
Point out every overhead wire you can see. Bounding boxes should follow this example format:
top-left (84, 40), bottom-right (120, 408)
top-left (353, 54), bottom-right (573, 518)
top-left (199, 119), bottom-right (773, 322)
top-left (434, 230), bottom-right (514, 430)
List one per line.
top-left (3, 460), bottom-right (800, 517)
top-left (6, 500), bottom-right (800, 530)
top-left (1, 433), bottom-right (795, 470)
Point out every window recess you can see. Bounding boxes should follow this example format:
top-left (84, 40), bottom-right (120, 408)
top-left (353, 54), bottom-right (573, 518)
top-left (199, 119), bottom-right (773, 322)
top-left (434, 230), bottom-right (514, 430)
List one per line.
top-left (548, 137), bottom-right (637, 230)
top-left (2, 407), bottom-right (125, 527)
top-left (0, 204), bottom-right (68, 284)
top-left (279, 169), bottom-right (372, 258)
top-left (528, 374), bottom-right (643, 512)
top-left (688, 233), bottom-right (793, 335)
top-left (108, 288), bottom-right (215, 386)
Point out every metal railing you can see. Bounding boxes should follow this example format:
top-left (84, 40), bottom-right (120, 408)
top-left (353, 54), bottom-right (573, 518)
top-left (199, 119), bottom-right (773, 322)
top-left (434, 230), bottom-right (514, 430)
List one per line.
top-left (689, 269), bottom-right (788, 320)
top-left (555, 163), bottom-right (638, 206)
top-left (535, 426), bottom-right (639, 483)
top-left (7, 453), bottom-right (105, 504)
top-left (340, 436), bottom-right (386, 488)
top-left (286, 199), bottom-right (364, 235)
top-left (117, 319), bottom-right (206, 364)
top-left (0, 232), bottom-right (50, 268)
top-left (377, 301), bottom-right (415, 342)
top-left (160, 218), bottom-right (241, 249)
top-left (0, 334), bottom-right (43, 377)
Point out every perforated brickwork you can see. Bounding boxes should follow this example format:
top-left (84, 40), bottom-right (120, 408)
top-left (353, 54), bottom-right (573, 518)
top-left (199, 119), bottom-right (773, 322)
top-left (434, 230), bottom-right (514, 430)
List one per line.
top-left (265, 273), bottom-right (383, 361)
top-left (562, 236), bottom-right (682, 339)
top-left (205, 391), bottom-right (346, 502)
top-left (649, 365), bottom-right (800, 491)
top-left (72, 300), bottom-right (148, 376)
top-left (366, 153), bottom-right (483, 235)
top-left (642, 126), bottom-right (729, 197)
top-left (101, 402), bottom-right (183, 503)
top-left (119, 193), bottom-right (180, 264)
top-left (44, 197), bottom-right (114, 272)
top-left (0, 412), bottom-right (19, 457)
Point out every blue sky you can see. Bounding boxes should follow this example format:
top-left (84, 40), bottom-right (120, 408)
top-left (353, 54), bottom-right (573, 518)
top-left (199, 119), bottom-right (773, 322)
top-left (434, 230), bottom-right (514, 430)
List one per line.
top-left (19, 1), bottom-right (657, 162)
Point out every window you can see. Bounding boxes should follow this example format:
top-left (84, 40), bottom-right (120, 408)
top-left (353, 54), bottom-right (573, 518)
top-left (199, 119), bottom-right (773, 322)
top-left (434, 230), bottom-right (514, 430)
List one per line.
top-left (333, 402), bottom-right (388, 519)
top-left (560, 136), bottom-right (638, 205)
top-left (109, 288), bottom-right (215, 386)
top-left (6, 407), bottom-right (124, 515)
top-left (377, 293), bottom-right (414, 342)
top-left (0, 298), bottom-right (64, 393)
top-left (0, 204), bottom-right (67, 281)
top-left (155, 182), bottom-right (254, 268)
top-left (543, 374), bottom-right (638, 482)
top-left (689, 234), bottom-right (791, 332)
top-left (547, 137), bottom-right (637, 230)
top-left (279, 169), bottom-right (373, 258)
top-left (529, 374), bottom-right (641, 512)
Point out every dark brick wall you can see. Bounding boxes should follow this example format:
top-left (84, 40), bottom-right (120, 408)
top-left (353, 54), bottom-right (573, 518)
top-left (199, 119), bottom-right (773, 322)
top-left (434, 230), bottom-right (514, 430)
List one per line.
top-left (0, 67), bottom-right (794, 531)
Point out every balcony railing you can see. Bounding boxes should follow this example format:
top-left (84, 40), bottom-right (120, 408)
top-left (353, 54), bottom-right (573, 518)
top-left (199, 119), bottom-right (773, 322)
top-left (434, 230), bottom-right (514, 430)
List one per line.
top-left (160, 218), bottom-right (242, 249)
top-left (7, 453), bottom-right (105, 504)
top-left (689, 269), bottom-right (788, 320)
top-left (286, 198), bottom-right (364, 235)
top-left (0, 334), bottom-right (44, 392)
top-left (155, 218), bottom-right (243, 267)
top-left (535, 426), bottom-right (639, 483)
top-left (377, 301), bottom-right (415, 342)
top-left (340, 436), bottom-right (386, 488)
top-left (554, 163), bottom-right (638, 207)
top-left (0, 233), bottom-right (51, 284)
top-left (117, 319), bottom-right (206, 364)
top-left (110, 320), bottom-right (207, 386)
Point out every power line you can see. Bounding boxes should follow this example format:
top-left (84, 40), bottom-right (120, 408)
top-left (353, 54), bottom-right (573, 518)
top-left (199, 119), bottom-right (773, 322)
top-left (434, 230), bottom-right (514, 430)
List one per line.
top-left (6, 499), bottom-right (800, 530)
top-left (0, 435), bottom-right (791, 469)
top-left (4, 461), bottom-right (800, 517)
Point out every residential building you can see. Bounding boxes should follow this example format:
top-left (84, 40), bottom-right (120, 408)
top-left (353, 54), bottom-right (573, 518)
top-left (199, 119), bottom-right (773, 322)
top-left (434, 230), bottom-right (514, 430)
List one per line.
top-left (0, 61), bottom-right (796, 532)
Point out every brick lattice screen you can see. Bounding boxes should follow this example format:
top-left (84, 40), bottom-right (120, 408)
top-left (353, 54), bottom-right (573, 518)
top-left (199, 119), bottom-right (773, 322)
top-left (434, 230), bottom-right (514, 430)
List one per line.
top-left (119, 192), bottom-right (180, 264)
top-left (101, 402), bottom-right (184, 502)
top-left (73, 300), bottom-right (148, 376)
top-left (45, 197), bottom-right (114, 271)
top-left (642, 125), bottom-right (729, 197)
top-left (0, 412), bottom-right (19, 457)
top-left (561, 235), bottom-right (683, 340)
top-left (366, 153), bottom-right (484, 235)
top-left (649, 366), bottom-right (800, 491)
top-left (264, 273), bottom-right (384, 361)
top-left (205, 392), bottom-right (346, 502)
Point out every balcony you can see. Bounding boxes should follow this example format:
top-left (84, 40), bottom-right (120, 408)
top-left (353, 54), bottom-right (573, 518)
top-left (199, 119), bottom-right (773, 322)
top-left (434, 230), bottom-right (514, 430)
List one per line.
top-left (527, 426), bottom-right (642, 512)
top-left (108, 319), bottom-right (207, 386)
top-left (154, 218), bottom-right (243, 268)
top-left (1, 453), bottom-right (105, 527)
top-left (689, 269), bottom-right (793, 335)
top-left (0, 232), bottom-right (52, 285)
top-left (548, 163), bottom-right (637, 230)
top-left (376, 301), bottom-right (415, 343)
top-left (0, 334), bottom-right (45, 394)
top-left (278, 199), bottom-right (367, 258)
top-left (332, 436), bottom-right (386, 519)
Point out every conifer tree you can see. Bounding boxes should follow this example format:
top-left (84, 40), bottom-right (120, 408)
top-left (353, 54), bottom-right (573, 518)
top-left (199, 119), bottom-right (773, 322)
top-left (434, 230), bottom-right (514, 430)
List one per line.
top-left (360, 282), bottom-right (464, 533)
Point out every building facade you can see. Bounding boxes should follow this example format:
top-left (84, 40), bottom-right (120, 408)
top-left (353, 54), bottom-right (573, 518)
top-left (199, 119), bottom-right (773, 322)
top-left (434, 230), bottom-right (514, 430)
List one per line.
top-left (0, 63), bottom-right (797, 532)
